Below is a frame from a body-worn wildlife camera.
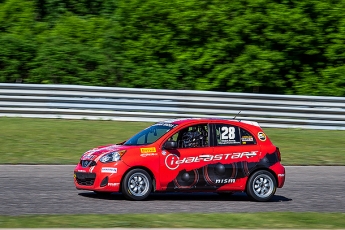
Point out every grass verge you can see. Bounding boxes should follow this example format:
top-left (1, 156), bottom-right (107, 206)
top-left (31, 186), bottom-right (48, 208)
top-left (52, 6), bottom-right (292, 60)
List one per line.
top-left (0, 213), bottom-right (345, 228)
top-left (1, 117), bottom-right (345, 165)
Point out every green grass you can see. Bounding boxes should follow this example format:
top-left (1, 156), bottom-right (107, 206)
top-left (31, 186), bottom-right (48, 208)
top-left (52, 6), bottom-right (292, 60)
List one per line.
top-left (0, 117), bottom-right (150, 164)
top-left (1, 117), bottom-right (345, 165)
top-left (0, 213), bottom-right (344, 228)
top-left (264, 128), bottom-right (345, 165)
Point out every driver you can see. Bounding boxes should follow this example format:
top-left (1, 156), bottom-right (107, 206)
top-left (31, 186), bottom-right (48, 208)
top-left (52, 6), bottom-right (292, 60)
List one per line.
top-left (182, 126), bottom-right (207, 148)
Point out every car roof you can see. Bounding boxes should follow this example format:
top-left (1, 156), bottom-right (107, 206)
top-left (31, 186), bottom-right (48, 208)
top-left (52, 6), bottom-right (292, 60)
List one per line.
top-left (158, 117), bottom-right (260, 127)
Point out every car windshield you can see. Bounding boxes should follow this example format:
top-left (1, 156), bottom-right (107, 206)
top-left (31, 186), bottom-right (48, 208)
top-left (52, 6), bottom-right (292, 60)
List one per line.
top-left (123, 123), bottom-right (178, 146)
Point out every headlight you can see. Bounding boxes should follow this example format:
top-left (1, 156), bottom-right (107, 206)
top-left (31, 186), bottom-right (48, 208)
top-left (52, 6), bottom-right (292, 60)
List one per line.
top-left (99, 150), bottom-right (126, 163)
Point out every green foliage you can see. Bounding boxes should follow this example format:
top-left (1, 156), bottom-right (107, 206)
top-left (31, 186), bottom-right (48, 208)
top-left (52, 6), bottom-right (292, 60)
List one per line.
top-left (1, 0), bottom-right (345, 95)
top-left (0, 0), bottom-right (36, 34)
top-left (29, 15), bottom-right (114, 85)
top-left (0, 34), bottom-right (36, 82)
top-left (29, 36), bottom-right (112, 85)
top-left (35, 0), bottom-right (117, 21)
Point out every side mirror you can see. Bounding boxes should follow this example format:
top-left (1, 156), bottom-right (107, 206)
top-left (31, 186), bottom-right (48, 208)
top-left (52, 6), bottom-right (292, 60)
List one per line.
top-left (163, 141), bottom-right (177, 150)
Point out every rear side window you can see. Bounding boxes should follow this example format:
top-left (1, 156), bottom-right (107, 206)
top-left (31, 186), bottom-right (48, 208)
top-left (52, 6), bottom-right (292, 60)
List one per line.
top-left (215, 124), bottom-right (256, 146)
top-left (240, 128), bottom-right (257, 145)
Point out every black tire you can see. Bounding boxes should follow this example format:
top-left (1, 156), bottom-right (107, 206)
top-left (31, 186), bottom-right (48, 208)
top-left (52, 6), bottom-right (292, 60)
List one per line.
top-left (121, 169), bottom-right (152, 201)
top-left (246, 170), bottom-right (277, 202)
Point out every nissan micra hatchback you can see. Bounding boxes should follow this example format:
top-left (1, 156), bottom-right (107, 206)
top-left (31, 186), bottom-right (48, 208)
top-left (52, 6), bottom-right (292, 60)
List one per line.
top-left (74, 118), bottom-right (285, 201)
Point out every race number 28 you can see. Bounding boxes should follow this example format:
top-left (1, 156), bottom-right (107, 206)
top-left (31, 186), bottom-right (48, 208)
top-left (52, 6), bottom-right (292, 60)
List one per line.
top-left (221, 126), bottom-right (236, 140)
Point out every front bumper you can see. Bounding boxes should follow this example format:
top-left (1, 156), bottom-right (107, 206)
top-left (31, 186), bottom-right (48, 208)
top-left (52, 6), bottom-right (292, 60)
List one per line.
top-left (74, 160), bottom-right (129, 192)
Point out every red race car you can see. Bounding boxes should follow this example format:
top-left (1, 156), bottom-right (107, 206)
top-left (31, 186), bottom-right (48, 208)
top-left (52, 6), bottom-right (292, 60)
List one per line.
top-left (74, 118), bottom-right (285, 201)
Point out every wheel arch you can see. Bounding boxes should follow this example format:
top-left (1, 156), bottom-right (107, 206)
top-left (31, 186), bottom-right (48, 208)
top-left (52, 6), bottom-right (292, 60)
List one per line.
top-left (246, 167), bottom-right (278, 191)
top-left (120, 166), bottom-right (156, 192)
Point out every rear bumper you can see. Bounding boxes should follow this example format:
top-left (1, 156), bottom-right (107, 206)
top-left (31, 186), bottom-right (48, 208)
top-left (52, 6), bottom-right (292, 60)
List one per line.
top-left (269, 163), bottom-right (286, 188)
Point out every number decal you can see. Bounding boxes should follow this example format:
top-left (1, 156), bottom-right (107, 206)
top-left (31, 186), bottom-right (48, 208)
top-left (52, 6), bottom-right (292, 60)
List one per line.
top-left (221, 126), bottom-right (236, 140)
top-left (221, 127), bottom-right (228, 139)
top-left (229, 127), bottom-right (236, 139)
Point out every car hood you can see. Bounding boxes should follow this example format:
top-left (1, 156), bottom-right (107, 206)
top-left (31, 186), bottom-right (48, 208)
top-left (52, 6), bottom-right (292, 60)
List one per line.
top-left (80, 144), bottom-right (133, 161)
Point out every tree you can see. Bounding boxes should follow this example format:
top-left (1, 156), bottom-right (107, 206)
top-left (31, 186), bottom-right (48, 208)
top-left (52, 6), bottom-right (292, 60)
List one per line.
top-left (0, 34), bottom-right (36, 82)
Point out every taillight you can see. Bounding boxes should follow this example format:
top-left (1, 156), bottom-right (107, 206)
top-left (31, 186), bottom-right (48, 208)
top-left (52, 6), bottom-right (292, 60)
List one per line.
top-left (276, 147), bottom-right (281, 161)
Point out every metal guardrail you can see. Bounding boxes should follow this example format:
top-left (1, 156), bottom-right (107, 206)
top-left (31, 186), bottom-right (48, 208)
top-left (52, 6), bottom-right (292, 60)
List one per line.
top-left (0, 83), bottom-right (344, 130)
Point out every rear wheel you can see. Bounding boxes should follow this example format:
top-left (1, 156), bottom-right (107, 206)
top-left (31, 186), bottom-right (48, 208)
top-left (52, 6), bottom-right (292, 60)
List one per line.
top-left (122, 169), bottom-right (152, 201)
top-left (246, 170), bottom-right (277, 202)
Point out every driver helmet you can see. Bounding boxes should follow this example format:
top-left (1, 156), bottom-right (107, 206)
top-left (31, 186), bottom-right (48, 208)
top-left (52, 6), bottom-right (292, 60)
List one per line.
top-left (182, 126), bottom-right (204, 147)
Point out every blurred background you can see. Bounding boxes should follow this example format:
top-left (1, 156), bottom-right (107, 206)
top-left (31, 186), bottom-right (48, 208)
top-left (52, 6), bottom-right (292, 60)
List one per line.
top-left (1, 1), bottom-right (345, 227)
top-left (1, 0), bottom-right (345, 96)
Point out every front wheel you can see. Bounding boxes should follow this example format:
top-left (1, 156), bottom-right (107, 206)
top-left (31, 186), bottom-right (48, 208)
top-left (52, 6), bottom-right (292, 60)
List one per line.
top-left (122, 169), bottom-right (152, 201)
top-left (246, 170), bottom-right (277, 202)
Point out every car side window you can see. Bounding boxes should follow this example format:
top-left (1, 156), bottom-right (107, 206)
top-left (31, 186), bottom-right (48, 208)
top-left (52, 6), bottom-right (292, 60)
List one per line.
top-left (215, 124), bottom-right (241, 145)
top-left (215, 124), bottom-right (257, 146)
top-left (240, 128), bottom-right (257, 145)
top-left (168, 124), bottom-right (209, 148)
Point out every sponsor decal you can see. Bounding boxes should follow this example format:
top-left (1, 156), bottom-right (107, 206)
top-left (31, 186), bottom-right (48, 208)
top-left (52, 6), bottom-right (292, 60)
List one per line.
top-left (165, 154), bottom-right (180, 170)
top-left (278, 174), bottom-right (285, 177)
top-left (73, 173), bottom-right (76, 179)
top-left (215, 178), bottom-right (236, 184)
top-left (165, 151), bottom-right (258, 170)
top-left (140, 147), bottom-right (156, 153)
top-left (258, 132), bottom-right (266, 141)
top-left (241, 136), bottom-right (254, 142)
top-left (83, 146), bottom-right (120, 157)
top-left (83, 155), bottom-right (95, 160)
top-left (82, 148), bottom-right (106, 162)
top-left (161, 150), bottom-right (167, 156)
top-left (108, 183), bottom-right (119, 186)
top-left (77, 170), bottom-right (86, 172)
top-left (153, 123), bottom-right (177, 128)
top-left (101, 167), bottom-right (117, 173)
top-left (161, 118), bottom-right (199, 123)
top-left (140, 153), bottom-right (158, 157)
top-left (218, 139), bottom-right (241, 145)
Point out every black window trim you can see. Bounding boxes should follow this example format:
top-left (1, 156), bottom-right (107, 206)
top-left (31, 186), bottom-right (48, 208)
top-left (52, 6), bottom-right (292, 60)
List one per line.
top-left (210, 123), bottom-right (257, 147)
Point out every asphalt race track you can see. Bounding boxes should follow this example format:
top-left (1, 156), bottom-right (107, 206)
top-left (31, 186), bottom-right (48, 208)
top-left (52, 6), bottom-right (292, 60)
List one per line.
top-left (0, 166), bottom-right (344, 215)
